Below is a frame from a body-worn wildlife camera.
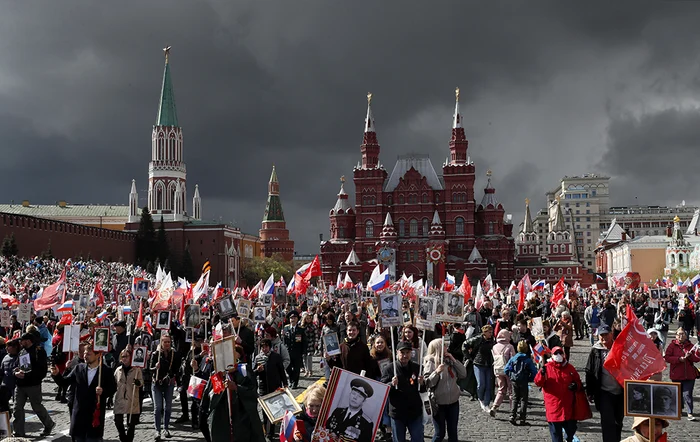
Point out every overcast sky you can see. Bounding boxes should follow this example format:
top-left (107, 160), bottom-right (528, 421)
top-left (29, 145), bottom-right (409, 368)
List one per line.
top-left (2, 1), bottom-right (700, 254)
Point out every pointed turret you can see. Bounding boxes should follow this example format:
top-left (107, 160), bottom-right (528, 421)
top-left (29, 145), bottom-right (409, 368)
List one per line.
top-left (429, 210), bottom-right (445, 237)
top-left (330, 177), bottom-right (353, 216)
top-left (522, 198), bottom-right (534, 234)
top-left (269, 165), bottom-right (280, 196)
top-left (173, 179), bottom-right (183, 219)
top-left (128, 179), bottom-right (139, 223)
top-left (468, 245), bottom-right (484, 263)
top-left (552, 197), bottom-right (567, 232)
top-left (192, 184), bottom-right (201, 220)
top-left (671, 215), bottom-right (689, 247)
top-left (449, 87), bottom-right (468, 165)
top-left (263, 166), bottom-right (284, 222)
top-left (156, 46), bottom-right (178, 127)
top-left (260, 166), bottom-right (294, 261)
top-left (479, 170), bottom-right (502, 209)
top-left (360, 93), bottom-right (380, 169)
top-left (344, 248), bottom-right (361, 265)
top-left (380, 212), bottom-right (398, 240)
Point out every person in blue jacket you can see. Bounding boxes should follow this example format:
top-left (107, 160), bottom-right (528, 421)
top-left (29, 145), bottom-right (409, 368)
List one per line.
top-left (504, 341), bottom-right (537, 426)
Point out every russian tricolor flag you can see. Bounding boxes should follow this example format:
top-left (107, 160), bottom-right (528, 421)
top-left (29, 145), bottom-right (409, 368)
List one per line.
top-left (691, 274), bottom-right (700, 288)
top-left (263, 274), bottom-right (275, 295)
top-left (57, 299), bottom-right (73, 313)
top-left (532, 279), bottom-right (546, 291)
top-left (123, 305), bottom-right (132, 315)
top-left (279, 410), bottom-right (303, 442)
top-left (368, 265), bottom-right (390, 292)
top-left (96, 310), bottom-right (108, 321)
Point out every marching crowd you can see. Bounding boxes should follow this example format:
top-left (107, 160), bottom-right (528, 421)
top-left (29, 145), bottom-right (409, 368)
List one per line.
top-left (0, 255), bottom-right (699, 442)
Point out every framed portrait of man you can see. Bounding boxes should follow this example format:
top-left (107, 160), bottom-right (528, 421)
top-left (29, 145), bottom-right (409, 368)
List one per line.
top-left (259, 388), bottom-right (301, 424)
top-left (131, 345), bottom-right (147, 368)
top-left (263, 294), bottom-right (273, 307)
top-left (316, 368), bottom-right (390, 442)
top-left (156, 311), bottom-right (171, 330)
top-left (650, 289), bottom-right (660, 300)
top-left (378, 293), bottom-right (401, 328)
top-left (624, 380), bottom-right (681, 420)
top-left (443, 291), bottom-right (464, 323)
top-left (218, 297), bottom-right (236, 320)
top-left (236, 299), bottom-right (252, 319)
top-left (274, 287), bottom-right (286, 305)
top-left (212, 336), bottom-right (237, 373)
top-left (415, 296), bottom-right (436, 330)
top-left (93, 327), bottom-right (110, 353)
top-left (184, 304), bottom-right (201, 329)
top-left (658, 288), bottom-right (669, 299)
top-left (253, 306), bottom-right (267, 323)
top-left (323, 332), bottom-right (341, 356)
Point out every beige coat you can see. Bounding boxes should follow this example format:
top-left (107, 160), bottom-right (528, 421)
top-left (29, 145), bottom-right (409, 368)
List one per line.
top-left (113, 366), bottom-right (142, 415)
top-left (621, 434), bottom-right (648, 442)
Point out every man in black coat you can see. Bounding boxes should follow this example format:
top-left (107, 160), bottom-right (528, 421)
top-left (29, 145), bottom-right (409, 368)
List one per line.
top-left (13, 332), bottom-right (55, 437)
top-left (51, 343), bottom-right (117, 441)
top-left (253, 338), bottom-right (287, 439)
top-left (381, 341), bottom-right (424, 441)
top-left (283, 311), bottom-right (306, 389)
top-left (231, 313), bottom-right (255, 364)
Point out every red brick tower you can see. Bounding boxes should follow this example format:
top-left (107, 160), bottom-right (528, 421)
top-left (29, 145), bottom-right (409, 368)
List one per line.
top-left (260, 166), bottom-right (294, 261)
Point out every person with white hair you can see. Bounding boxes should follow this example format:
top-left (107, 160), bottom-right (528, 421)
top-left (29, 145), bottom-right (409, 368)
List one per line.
top-left (646, 328), bottom-right (664, 381)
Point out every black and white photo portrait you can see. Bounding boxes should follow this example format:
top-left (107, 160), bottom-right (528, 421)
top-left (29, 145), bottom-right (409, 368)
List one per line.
top-left (218, 297), bottom-right (236, 319)
top-left (184, 304), bottom-right (201, 329)
top-left (253, 307), bottom-right (267, 323)
top-left (378, 293), bottom-right (401, 327)
top-left (652, 384), bottom-right (679, 418)
top-left (131, 346), bottom-right (147, 368)
top-left (274, 287), bottom-right (286, 305)
top-left (324, 332), bottom-right (341, 356)
top-left (263, 294), bottom-right (273, 307)
top-left (658, 288), bottom-right (669, 299)
top-left (79, 294), bottom-right (89, 310)
top-left (259, 389), bottom-right (301, 424)
top-left (156, 311), bottom-right (171, 330)
top-left (626, 383), bottom-right (651, 415)
top-left (445, 292), bottom-right (463, 319)
top-left (650, 289), bottom-right (660, 300)
top-left (93, 327), bottom-right (110, 352)
top-left (319, 368), bottom-right (390, 442)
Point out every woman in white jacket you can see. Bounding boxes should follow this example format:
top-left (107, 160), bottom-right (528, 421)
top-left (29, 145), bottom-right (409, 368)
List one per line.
top-left (114, 348), bottom-right (143, 442)
top-left (424, 338), bottom-right (467, 442)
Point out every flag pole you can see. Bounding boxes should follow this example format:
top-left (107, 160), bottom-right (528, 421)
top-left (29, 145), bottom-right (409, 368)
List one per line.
top-left (390, 326), bottom-right (397, 388)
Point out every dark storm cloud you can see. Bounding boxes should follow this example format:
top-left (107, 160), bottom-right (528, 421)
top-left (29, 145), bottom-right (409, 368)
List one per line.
top-left (2, 1), bottom-right (700, 252)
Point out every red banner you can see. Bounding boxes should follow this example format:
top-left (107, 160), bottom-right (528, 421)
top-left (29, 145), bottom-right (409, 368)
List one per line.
top-left (603, 306), bottom-right (666, 385)
top-left (33, 268), bottom-right (67, 311)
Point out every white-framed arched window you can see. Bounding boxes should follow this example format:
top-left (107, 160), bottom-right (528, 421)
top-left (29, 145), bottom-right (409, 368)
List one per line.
top-left (455, 217), bottom-right (465, 236)
top-left (410, 219), bottom-right (418, 237)
top-left (365, 219), bottom-right (374, 238)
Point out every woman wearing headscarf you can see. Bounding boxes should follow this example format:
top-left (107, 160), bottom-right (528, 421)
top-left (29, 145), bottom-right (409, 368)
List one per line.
top-left (423, 338), bottom-right (466, 442)
top-left (534, 346), bottom-right (584, 442)
top-left (663, 327), bottom-right (700, 420)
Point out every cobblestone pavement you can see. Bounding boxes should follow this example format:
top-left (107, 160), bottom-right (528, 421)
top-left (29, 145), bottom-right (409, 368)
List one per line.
top-left (16, 342), bottom-right (700, 441)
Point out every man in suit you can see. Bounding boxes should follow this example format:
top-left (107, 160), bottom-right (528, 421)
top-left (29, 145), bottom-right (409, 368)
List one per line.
top-left (51, 343), bottom-right (117, 442)
top-left (325, 378), bottom-right (374, 442)
top-left (283, 311), bottom-right (306, 389)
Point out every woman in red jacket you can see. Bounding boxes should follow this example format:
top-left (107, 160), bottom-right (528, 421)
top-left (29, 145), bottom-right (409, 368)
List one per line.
top-left (534, 347), bottom-right (584, 442)
top-left (663, 327), bottom-right (700, 420)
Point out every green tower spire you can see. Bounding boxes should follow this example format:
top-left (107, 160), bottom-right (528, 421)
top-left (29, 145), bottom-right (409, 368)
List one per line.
top-left (156, 46), bottom-right (179, 127)
top-left (263, 166), bottom-right (285, 222)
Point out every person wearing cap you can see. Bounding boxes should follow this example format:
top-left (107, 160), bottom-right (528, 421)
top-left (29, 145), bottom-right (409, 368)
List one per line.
top-left (325, 377), bottom-right (374, 442)
top-left (0, 338), bottom-right (20, 415)
top-left (585, 323), bottom-right (623, 442)
top-left (13, 331), bottom-right (55, 437)
top-left (231, 313), bottom-right (255, 364)
top-left (621, 416), bottom-right (668, 442)
top-left (253, 338), bottom-right (288, 440)
top-left (381, 340), bottom-right (424, 442)
top-left (283, 310), bottom-right (307, 389)
top-left (535, 346), bottom-right (583, 441)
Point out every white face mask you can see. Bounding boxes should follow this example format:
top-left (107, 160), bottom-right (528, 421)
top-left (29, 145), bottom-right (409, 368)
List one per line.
top-left (552, 354), bottom-right (564, 363)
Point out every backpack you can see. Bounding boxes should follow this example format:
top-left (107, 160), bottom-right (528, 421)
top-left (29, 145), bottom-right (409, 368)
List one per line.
top-left (508, 356), bottom-right (529, 383)
top-left (492, 346), bottom-right (509, 376)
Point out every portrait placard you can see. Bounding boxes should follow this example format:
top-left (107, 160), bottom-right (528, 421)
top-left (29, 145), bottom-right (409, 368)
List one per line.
top-left (217, 297), bottom-right (236, 320)
top-left (131, 346), bottom-right (147, 368)
top-left (253, 306), bottom-right (267, 323)
top-left (365, 303), bottom-right (376, 321)
top-left (658, 288), bottom-right (669, 299)
top-left (650, 289), bottom-right (660, 300)
top-left (93, 327), bottom-right (110, 353)
top-left (531, 317), bottom-right (544, 341)
top-left (274, 287), bottom-right (286, 305)
top-left (184, 304), bottom-right (201, 329)
top-left (0, 411), bottom-right (11, 438)
top-left (263, 294), bottom-right (273, 307)
top-left (378, 293), bottom-right (401, 328)
top-left (212, 336), bottom-right (237, 373)
top-left (442, 291), bottom-right (464, 323)
top-left (323, 332), bottom-right (341, 356)
top-left (236, 299), bottom-right (252, 319)
top-left (315, 367), bottom-right (390, 442)
top-left (624, 380), bottom-right (681, 420)
top-left (0, 311), bottom-right (11, 328)
top-left (415, 296), bottom-right (436, 330)
top-left (402, 309), bottom-right (412, 326)
top-left (155, 311), bottom-right (171, 330)
top-left (17, 304), bottom-right (31, 323)
top-left (133, 278), bottom-right (150, 299)
top-left (62, 324), bottom-right (81, 353)
top-left (259, 388), bottom-right (302, 424)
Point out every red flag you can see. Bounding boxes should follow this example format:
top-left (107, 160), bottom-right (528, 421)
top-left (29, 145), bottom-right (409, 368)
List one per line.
top-left (460, 274), bottom-right (472, 304)
top-left (0, 293), bottom-right (19, 307)
top-left (92, 281), bottom-right (105, 307)
top-left (135, 301), bottom-right (144, 328)
top-left (303, 255), bottom-right (322, 281)
top-left (603, 305), bottom-right (666, 385)
top-left (551, 277), bottom-right (566, 306)
top-left (33, 268), bottom-right (67, 311)
top-left (517, 274), bottom-right (530, 313)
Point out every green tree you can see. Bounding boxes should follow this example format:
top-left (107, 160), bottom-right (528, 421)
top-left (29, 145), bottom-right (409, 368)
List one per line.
top-left (180, 244), bottom-right (194, 281)
top-left (136, 206), bottom-right (157, 266)
top-left (157, 216), bottom-right (169, 264)
top-left (240, 254), bottom-right (294, 287)
top-left (1, 233), bottom-right (18, 257)
top-left (40, 239), bottom-right (54, 259)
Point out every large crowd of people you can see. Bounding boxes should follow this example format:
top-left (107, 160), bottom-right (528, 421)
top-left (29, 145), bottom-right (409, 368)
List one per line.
top-left (0, 255), bottom-right (698, 442)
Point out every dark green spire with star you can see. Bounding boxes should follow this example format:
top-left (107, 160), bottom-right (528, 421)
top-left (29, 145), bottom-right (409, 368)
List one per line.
top-left (263, 166), bottom-right (285, 222)
top-left (156, 46), bottom-right (178, 127)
